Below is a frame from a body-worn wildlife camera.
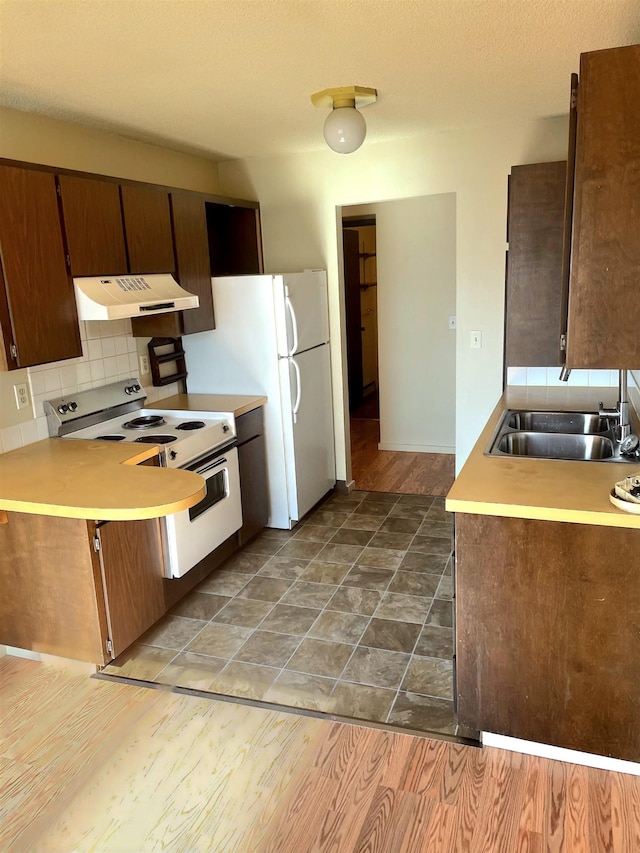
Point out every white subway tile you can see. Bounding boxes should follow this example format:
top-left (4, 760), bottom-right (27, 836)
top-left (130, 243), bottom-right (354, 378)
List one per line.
top-left (507, 367), bottom-right (527, 385)
top-left (87, 339), bottom-right (102, 360)
top-left (569, 370), bottom-right (589, 386)
top-left (2, 425), bottom-right (23, 452)
top-left (588, 369), bottom-right (613, 387)
top-left (114, 336), bottom-right (128, 355)
top-left (60, 364), bottom-right (78, 388)
top-left (103, 357), bottom-right (118, 378)
top-left (127, 337), bottom-right (137, 353)
top-left (116, 354), bottom-right (130, 375)
top-left (99, 321), bottom-right (113, 338)
top-left (29, 371), bottom-right (45, 396)
top-left (101, 337), bottom-right (116, 358)
top-left (43, 370), bottom-right (62, 393)
top-left (36, 417), bottom-right (50, 441)
top-left (128, 353), bottom-right (138, 372)
top-left (90, 361), bottom-right (106, 381)
top-left (526, 367), bottom-right (547, 386)
top-left (19, 420), bottom-right (39, 447)
top-left (86, 322), bottom-right (101, 340)
top-left (76, 362), bottom-right (92, 384)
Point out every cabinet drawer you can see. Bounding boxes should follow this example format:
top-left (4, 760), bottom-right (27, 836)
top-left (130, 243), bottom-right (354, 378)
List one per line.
top-left (236, 407), bottom-right (264, 445)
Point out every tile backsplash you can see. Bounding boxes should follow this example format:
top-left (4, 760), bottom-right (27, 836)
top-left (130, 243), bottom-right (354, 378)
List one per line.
top-left (507, 366), bottom-right (620, 388)
top-left (0, 319), bottom-right (181, 454)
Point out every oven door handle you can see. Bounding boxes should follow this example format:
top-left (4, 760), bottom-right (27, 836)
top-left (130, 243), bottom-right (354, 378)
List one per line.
top-left (197, 457), bottom-right (227, 476)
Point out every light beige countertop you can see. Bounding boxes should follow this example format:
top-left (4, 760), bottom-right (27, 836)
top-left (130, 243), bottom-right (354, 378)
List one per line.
top-left (0, 439), bottom-right (205, 521)
top-left (152, 393), bottom-right (267, 417)
top-left (446, 386), bottom-right (640, 529)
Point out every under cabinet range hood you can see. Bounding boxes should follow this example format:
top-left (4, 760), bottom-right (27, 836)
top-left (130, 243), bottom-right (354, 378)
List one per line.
top-left (73, 274), bottom-right (199, 321)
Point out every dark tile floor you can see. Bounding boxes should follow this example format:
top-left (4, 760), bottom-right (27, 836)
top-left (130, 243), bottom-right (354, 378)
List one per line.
top-left (102, 491), bottom-right (464, 736)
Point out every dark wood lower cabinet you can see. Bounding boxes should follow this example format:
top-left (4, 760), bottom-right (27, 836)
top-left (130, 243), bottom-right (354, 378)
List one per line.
top-left (95, 518), bottom-right (166, 658)
top-left (236, 408), bottom-right (269, 546)
top-left (455, 513), bottom-right (640, 762)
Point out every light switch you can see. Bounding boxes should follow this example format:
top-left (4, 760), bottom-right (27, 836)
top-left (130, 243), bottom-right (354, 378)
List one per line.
top-left (448, 316), bottom-right (457, 330)
top-left (470, 330), bottom-right (482, 349)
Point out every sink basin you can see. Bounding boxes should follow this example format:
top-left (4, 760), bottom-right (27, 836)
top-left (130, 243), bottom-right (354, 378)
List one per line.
top-left (496, 432), bottom-right (615, 461)
top-left (486, 408), bottom-right (638, 463)
top-left (506, 411), bottom-right (610, 434)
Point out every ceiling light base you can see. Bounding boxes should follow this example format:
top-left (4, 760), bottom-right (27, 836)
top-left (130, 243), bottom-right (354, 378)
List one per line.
top-left (310, 86), bottom-right (377, 110)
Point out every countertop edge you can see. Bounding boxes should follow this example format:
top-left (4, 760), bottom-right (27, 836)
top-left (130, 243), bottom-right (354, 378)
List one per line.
top-left (447, 387), bottom-right (640, 530)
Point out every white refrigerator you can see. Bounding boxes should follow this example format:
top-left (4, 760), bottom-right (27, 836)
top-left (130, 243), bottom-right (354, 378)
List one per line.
top-left (183, 270), bottom-right (336, 529)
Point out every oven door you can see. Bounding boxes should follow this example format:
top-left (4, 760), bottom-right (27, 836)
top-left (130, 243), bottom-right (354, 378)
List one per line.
top-left (163, 444), bottom-right (242, 579)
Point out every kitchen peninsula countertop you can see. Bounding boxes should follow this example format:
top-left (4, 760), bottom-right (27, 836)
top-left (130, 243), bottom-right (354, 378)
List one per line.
top-left (0, 440), bottom-right (205, 521)
top-left (152, 393), bottom-right (267, 417)
top-left (446, 386), bottom-right (640, 529)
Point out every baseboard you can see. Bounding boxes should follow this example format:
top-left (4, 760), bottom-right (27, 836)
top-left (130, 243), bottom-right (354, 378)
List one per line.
top-left (335, 479), bottom-right (356, 494)
top-left (482, 732), bottom-right (640, 777)
top-left (4, 646), bottom-right (98, 674)
top-left (377, 442), bottom-right (455, 454)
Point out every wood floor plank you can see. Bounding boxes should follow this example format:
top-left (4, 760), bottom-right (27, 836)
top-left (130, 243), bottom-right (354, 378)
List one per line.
top-left (350, 418), bottom-right (454, 496)
top-left (3, 658), bottom-right (640, 852)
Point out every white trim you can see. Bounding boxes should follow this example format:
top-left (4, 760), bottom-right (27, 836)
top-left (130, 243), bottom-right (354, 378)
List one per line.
top-left (377, 442), bottom-right (455, 454)
top-left (482, 732), bottom-right (640, 777)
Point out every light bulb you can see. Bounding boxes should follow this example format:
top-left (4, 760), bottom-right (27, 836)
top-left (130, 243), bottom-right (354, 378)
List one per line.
top-left (323, 106), bottom-right (366, 154)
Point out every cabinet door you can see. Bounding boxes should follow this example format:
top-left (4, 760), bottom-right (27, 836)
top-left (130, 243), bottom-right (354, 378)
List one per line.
top-left (237, 409), bottom-right (268, 546)
top-left (504, 162), bottom-right (567, 371)
top-left (121, 184), bottom-right (175, 274)
top-left (58, 174), bottom-right (128, 276)
top-left (566, 45), bottom-right (640, 368)
top-left (0, 165), bottom-right (82, 368)
top-left (455, 513), bottom-right (640, 762)
top-left (171, 191), bottom-right (215, 335)
top-left (97, 517), bottom-right (167, 657)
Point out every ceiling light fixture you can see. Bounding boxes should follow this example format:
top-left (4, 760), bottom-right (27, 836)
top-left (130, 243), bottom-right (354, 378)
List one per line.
top-left (311, 86), bottom-right (377, 154)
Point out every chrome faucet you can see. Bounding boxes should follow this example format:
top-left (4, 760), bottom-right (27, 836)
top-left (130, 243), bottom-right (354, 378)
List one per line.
top-left (599, 370), bottom-right (632, 442)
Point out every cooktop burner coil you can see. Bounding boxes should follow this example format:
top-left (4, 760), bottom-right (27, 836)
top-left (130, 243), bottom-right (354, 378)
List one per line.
top-left (134, 434), bottom-right (177, 444)
top-left (175, 421), bottom-right (206, 431)
top-left (123, 415), bottom-right (166, 430)
top-left (96, 435), bottom-right (126, 441)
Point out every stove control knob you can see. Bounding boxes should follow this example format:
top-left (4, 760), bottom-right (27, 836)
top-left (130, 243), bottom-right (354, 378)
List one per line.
top-left (68, 401), bottom-right (78, 412)
top-left (58, 404), bottom-right (69, 414)
top-left (133, 383), bottom-right (141, 392)
top-left (169, 450), bottom-right (177, 461)
top-left (125, 385), bottom-right (135, 395)
top-left (222, 424), bottom-right (230, 433)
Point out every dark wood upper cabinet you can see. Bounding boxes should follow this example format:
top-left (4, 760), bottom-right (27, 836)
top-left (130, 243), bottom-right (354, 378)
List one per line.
top-left (58, 174), bottom-right (128, 276)
top-left (566, 44), bottom-right (640, 368)
top-left (120, 184), bottom-right (175, 274)
top-left (0, 164), bottom-right (82, 368)
top-left (171, 191), bottom-right (215, 335)
top-left (504, 161), bottom-right (567, 374)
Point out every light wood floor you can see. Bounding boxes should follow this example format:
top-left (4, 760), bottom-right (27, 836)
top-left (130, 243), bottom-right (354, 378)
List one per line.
top-left (2, 656), bottom-right (639, 852)
top-left (350, 419), bottom-right (455, 496)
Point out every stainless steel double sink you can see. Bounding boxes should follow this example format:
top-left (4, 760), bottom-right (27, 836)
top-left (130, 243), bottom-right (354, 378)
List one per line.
top-left (486, 409), bottom-right (637, 463)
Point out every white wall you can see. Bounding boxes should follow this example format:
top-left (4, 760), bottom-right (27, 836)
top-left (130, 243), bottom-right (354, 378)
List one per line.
top-left (375, 194), bottom-right (456, 453)
top-left (218, 116), bottom-right (569, 477)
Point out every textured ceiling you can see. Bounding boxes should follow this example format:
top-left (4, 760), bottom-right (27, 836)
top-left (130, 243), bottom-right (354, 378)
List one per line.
top-left (1, 0), bottom-right (639, 162)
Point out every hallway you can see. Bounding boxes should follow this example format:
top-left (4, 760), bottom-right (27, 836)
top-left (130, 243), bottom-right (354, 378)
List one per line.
top-left (350, 417), bottom-right (455, 496)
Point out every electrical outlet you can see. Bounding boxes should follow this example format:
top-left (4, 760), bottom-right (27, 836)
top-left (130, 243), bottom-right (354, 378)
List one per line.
top-left (470, 330), bottom-right (482, 349)
top-left (139, 355), bottom-right (150, 376)
top-left (13, 382), bottom-right (30, 410)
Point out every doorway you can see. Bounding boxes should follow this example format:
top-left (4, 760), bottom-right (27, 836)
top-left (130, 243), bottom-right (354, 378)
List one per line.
top-left (341, 196), bottom-right (457, 496)
top-left (343, 215), bottom-right (379, 419)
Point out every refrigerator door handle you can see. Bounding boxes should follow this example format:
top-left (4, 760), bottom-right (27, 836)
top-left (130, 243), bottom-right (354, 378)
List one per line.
top-left (291, 357), bottom-right (302, 423)
top-left (285, 288), bottom-right (299, 356)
